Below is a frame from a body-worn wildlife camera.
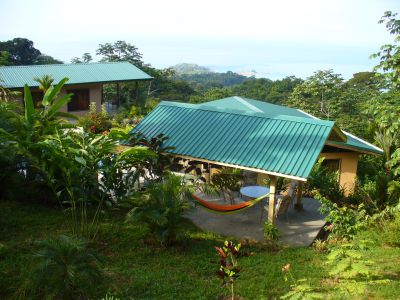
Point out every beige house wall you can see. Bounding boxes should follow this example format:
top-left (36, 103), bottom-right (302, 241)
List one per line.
top-left (319, 152), bottom-right (359, 195)
top-left (15, 83), bottom-right (102, 117)
top-left (59, 83), bottom-right (102, 117)
top-left (254, 151), bottom-right (359, 196)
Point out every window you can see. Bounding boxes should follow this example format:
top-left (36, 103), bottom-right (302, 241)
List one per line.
top-left (67, 89), bottom-right (90, 111)
top-left (322, 159), bottom-right (341, 173)
top-left (31, 91), bottom-right (44, 108)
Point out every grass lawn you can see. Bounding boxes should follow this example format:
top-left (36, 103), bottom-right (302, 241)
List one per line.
top-left (0, 200), bottom-right (399, 299)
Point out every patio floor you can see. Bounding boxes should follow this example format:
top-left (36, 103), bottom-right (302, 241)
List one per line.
top-left (186, 193), bottom-right (326, 247)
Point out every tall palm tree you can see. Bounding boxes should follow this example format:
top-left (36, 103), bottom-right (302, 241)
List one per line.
top-left (34, 75), bottom-right (54, 92)
top-left (375, 126), bottom-right (396, 175)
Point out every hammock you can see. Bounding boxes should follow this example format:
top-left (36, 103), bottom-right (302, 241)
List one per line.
top-left (192, 192), bottom-right (269, 214)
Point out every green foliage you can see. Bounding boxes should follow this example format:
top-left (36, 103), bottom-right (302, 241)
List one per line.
top-left (175, 70), bottom-right (249, 91)
top-left (38, 129), bottom-right (117, 239)
top-left (312, 239), bottom-right (327, 253)
top-left (304, 158), bottom-right (346, 203)
top-left (188, 87), bottom-right (231, 103)
top-left (232, 76), bottom-right (302, 104)
top-left (0, 37), bottom-right (62, 65)
top-left (357, 172), bottom-right (398, 212)
top-left (97, 40), bottom-right (144, 66)
top-left (215, 241), bottom-right (242, 300)
top-left (280, 264), bottom-right (323, 300)
top-left (287, 70), bottom-right (344, 120)
top-left (2, 200), bottom-right (400, 300)
top-left (71, 52), bottom-right (93, 63)
top-left (263, 220), bottom-right (280, 245)
top-left (327, 242), bottom-right (372, 279)
top-left (33, 74), bottom-right (54, 92)
top-left (77, 102), bottom-right (112, 133)
top-left (212, 168), bottom-right (243, 202)
top-left (317, 193), bottom-right (367, 240)
top-left (126, 173), bottom-right (193, 245)
top-left (371, 11), bottom-right (400, 88)
top-left (368, 211), bottom-right (400, 247)
top-left (17, 235), bottom-right (103, 300)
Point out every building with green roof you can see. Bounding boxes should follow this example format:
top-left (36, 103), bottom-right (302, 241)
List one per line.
top-left (133, 96), bottom-right (383, 218)
top-left (0, 61), bottom-right (152, 116)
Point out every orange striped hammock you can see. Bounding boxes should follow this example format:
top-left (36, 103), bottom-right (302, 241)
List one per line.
top-left (192, 192), bottom-right (269, 214)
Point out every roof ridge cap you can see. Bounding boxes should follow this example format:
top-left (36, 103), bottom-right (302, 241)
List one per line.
top-left (0, 61), bottom-right (129, 68)
top-left (159, 101), bottom-right (334, 126)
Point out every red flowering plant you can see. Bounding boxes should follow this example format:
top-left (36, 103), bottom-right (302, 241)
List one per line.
top-left (215, 241), bottom-right (242, 300)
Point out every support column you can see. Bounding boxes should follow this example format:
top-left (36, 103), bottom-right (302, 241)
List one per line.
top-left (295, 181), bottom-right (303, 211)
top-left (268, 175), bottom-right (277, 223)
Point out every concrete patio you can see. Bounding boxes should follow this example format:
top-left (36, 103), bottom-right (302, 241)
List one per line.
top-left (187, 193), bottom-right (326, 247)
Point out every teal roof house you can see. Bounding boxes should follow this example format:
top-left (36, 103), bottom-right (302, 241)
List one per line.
top-left (133, 96), bottom-right (382, 197)
top-left (0, 62), bottom-right (152, 116)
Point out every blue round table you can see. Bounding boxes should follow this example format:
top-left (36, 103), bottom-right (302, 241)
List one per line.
top-left (240, 185), bottom-right (270, 198)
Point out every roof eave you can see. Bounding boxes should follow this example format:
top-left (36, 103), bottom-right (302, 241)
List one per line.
top-left (325, 140), bottom-right (384, 155)
top-left (5, 77), bottom-right (153, 89)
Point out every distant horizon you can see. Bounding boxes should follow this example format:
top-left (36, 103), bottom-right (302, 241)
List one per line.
top-left (1, 0), bottom-right (399, 80)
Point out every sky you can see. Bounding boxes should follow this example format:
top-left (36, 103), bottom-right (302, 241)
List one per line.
top-left (0, 0), bottom-right (399, 79)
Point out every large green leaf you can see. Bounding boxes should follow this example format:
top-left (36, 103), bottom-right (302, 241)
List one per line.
top-left (118, 146), bottom-right (157, 161)
top-left (47, 94), bottom-right (73, 119)
top-left (42, 77), bottom-right (69, 106)
top-left (53, 111), bottom-right (78, 120)
top-left (23, 84), bottom-right (35, 124)
top-left (41, 86), bottom-right (54, 106)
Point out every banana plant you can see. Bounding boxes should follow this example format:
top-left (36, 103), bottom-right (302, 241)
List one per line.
top-left (23, 77), bottom-right (77, 137)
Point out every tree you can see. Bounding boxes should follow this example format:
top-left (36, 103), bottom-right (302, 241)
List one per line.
top-left (71, 52), bottom-right (93, 64)
top-left (96, 41), bottom-right (143, 66)
top-left (0, 51), bottom-right (11, 66)
top-left (0, 38), bottom-right (41, 65)
top-left (34, 75), bottom-right (55, 92)
top-left (0, 38), bottom-right (62, 65)
top-left (35, 54), bottom-right (63, 65)
top-left (287, 70), bottom-right (344, 119)
top-left (371, 11), bottom-right (400, 88)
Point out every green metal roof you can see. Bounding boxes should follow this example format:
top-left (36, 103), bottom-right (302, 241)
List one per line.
top-left (203, 97), bottom-right (383, 155)
top-left (133, 101), bottom-right (337, 180)
top-left (0, 62), bottom-right (152, 88)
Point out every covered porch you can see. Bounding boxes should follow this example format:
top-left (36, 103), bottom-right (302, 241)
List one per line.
top-left (131, 97), bottom-right (383, 245)
top-left (187, 194), bottom-right (324, 247)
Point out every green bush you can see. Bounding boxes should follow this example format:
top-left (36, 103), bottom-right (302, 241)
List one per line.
top-left (263, 220), bottom-right (280, 243)
top-left (77, 102), bottom-right (112, 133)
top-left (304, 158), bottom-right (346, 204)
top-left (317, 193), bottom-right (367, 240)
top-left (17, 235), bottom-right (104, 300)
top-left (126, 173), bottom-right (193, 245)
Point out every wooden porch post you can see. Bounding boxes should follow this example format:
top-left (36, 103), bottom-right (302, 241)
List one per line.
top-left (268, 175), bottom-right (277, 223)
top-left (295, 181), bottom-right (303, 211)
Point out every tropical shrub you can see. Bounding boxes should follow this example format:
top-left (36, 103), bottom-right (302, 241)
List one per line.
top-left (77, 102), bottom-right (112, 133)
top-left (357, 172), bottom-right (398, 213)
top-left (38, 129), bottom-right (118, 239)
top-left (126, 173), bottom-right (193, 245)
top-left (212, 168), bottom-right (243, 202)
top-left (16, 235), bottom-right (103, 300)
top-left (0, 77), bottom-right (76, 202)
top-left (263, 220), bottom-right (280, 248)
top-left (280, 263), bottom-right (322, 299)
top-left (215, 241), bottom-right (242, 300)
top-left (304, 158), bottom-right (346, 203)
top-left (317, 193), bottom-right (367, 240)
top-left (312, 239), bottom-right (328, 253)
